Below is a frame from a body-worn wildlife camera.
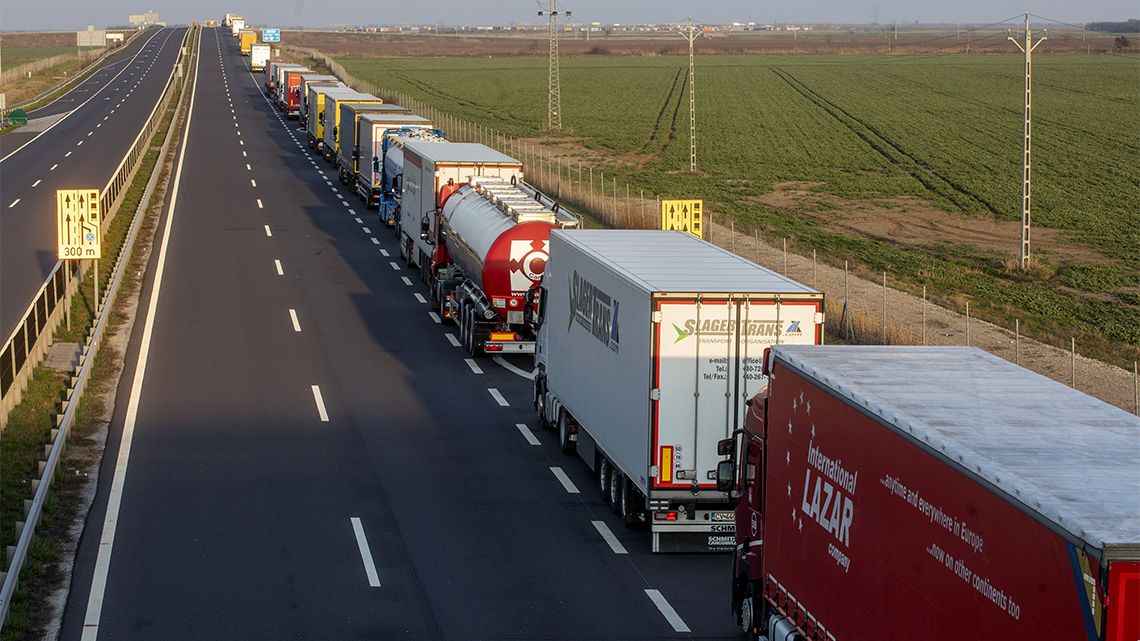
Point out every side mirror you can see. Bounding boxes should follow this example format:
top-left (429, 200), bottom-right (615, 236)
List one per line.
top-left (717, 437), bottom-right (735, 457)
top-left (716, 461), bottom-right (735, 493)
top-left (420, 215), bottom-right (430, 234)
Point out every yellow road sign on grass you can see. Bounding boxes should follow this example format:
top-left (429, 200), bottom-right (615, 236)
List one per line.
top-left (57, 189), bottom-right (102, 260)
top-left (660, 199), bottom-right (703, 238)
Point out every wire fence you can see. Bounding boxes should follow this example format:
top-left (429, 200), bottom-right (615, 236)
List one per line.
top-left (0, 48), bottom-right (105, 86)
top-left (284, 45), bottom-right (1139, 415)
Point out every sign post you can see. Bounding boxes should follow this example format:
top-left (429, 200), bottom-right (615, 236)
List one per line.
top-left (660, 199), bottom-right (703, 238)
top-left (56, 189), bottom-right (102, 318)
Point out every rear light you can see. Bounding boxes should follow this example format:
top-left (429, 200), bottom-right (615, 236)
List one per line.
top-left (654, 511), bottom-right (679, 521)
top-left (490, 332), bottom-right (515, 341)
top-left (484, 344), bottom-right (504, 352)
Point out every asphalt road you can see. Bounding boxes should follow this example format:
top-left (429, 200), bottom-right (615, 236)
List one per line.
top-left (0, 26), bottom-right (188, 340)
top-left (61, 27), bottom-right (739, 640)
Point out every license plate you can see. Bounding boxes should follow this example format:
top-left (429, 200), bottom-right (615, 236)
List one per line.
top-left (710, 511), bottom-right (735, 522)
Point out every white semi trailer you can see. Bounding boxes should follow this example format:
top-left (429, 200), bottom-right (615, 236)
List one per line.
top-left (533, 230), bottom-right (825, 552)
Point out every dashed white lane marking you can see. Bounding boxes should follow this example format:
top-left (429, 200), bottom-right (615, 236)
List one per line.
top-left (239, 140), bottom-right (243, 146)
top-left (274, 259), bottom-right (284, 275)
top-left (645, 590), bottom-right (691, 633)
top-left (400, 276), bottom-right (412, 286)
top-left (362, 226), bottom-right (371, 233)
top-left (370, 237), bottom-right (380, 245)
top-left (445, 333), bottom-right (460, 347)
top-left (355, 217), bottom-right (363, 223)
top-left (414, 293), bottom-right (427, 304)
top-left (493, 355), bottom-right (537, 381)
top-left (256, 199), bottom-right (263, 208)
top-left (264, 225), bottom-right (272, 237)
top-left (289, 309), bottom-right (302, 332)
top-left (250, 179), bottom-right (256, 187)
top-left (488, 388), bottom-right (509, 406)
top-left (349, 517), bottom-right (382, 588)
top-left (592, 521), bottom-right (629, 555)
top-left (97, 123), bottom-right (102, 128)
top-left (32, 179), bottom-right (41, 187)
top-left (311, 385), bottom-right (329, 422)
top-left (348, 209), bottom-right (357, 215)
top-left (550, 467), bottom-right (580, 494)
top-left (465, 359), bottom-right (484, 374)
top-left (428, 312), bottom-right (441, 324)
top-left (516, 423), bottom-right (541, 446)
top-left (380, 249), bottom-right (389, 257)
top-left (8, 199), bottom-right (20, 208)
top-left (65, 151), bottom-right (72, 157)
top-left (389, 262), bottom-right (400, 270)
top-left (87, 131), bottom-right (93, 136)
top-left (77, 140), bottom-right (84, 146)
top-left (242, 151), bottom-right (247, 157)
top-left (50, 164), bottom-right (58, 170)
top-left (246, 163), bottom-right (251, 170)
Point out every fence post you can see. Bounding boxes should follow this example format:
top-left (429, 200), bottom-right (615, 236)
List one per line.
top-left (1134, 361), bottom-right (1138, 416)
top-left (1071, 338), bottom-right (1076, 388)
top-left (882, 271), bottom-right (888, 344)
top-left (812, 249), bottom-right (817, 286)
top-left (730, 220), bottom-right (736, 253)
top-left (1015, 319), bottom-right (1020, 365)
top-left (965, 302), bottom-right (970, 346)
top-left (921, 285), bottom-right (927, 345)
top-left (755, 230), bottom-right (761, 263)
top-left (782, 238), bottom-right (788, 275)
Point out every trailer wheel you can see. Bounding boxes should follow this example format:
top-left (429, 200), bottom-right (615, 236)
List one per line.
top-left (618, 478), bottom-right (641, 527)
top-left (608, 470), bottom-right (622, 514)
top-left (598, 458), bottom-right (612, 505)
top-left (557, 410), bottom-right (575, 454)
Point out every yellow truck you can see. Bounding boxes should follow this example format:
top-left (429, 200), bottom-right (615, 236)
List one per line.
top-left (240, 30), bottom-right (257, 55)
top-left (321, 93), bottom-right (383, 163)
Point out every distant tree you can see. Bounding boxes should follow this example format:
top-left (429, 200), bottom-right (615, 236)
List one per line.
top-left (1089, 19), bottom-right (1140, 33)
top-left (1115, 35), bottom-right (1132, 50)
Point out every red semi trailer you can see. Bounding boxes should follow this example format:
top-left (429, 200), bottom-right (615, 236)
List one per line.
top-left (720, 345), bottom-right (1140, 641)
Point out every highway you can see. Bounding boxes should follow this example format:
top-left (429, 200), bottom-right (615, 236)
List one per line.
top-left (60, 27), bottom-right (738, 640)
top-left (0, 26), bottom-right (188, 340)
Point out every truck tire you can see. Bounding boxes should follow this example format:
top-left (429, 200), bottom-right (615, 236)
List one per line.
top-left (558, 410), bottom-right (575, 454)
top-left (618, 478), bottom-right (641, 527)
top-left (738, 580), bottom-right (765, 641)
top-left (608, 470), bottom-right (622, 514)
top-left (598, 457), bottom-right (612, 505)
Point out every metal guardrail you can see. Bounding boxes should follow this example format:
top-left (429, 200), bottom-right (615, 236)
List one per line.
top-left (0, 27), bottom-right (191, 429)
top-left (0, 26), bottom-right (197, 629)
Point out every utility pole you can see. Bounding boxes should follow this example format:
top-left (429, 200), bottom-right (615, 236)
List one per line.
top-left (538, 1), bottom-right (570, 130)
top-left (1008, 13), bottom-right (1046, 270)
top-left (676, 18), bottom-right (700, 173)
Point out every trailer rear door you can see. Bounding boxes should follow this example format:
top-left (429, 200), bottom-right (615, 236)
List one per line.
top-left (653, 296), bottom-right (821, 490)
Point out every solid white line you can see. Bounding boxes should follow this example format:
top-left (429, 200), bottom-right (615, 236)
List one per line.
top-left (401, 276), bottom-right (412, 286)
top-left (264, 225), bottom-right (272, 237)
top-left (516, 423), bottom-right (541, 446)
top-left (380, 249), bottom-right (389, 257)
top-left (274, 259), bottom-right (284, 275)
top-left (389, 262), bottom-right (400, 270)
top-left (645, 590), bottom-right (691, 633)
top-left (256, 198), bottom-right (263, 208)
top-left (488, 388), bottom-right (509, 406)
top-left (370, 237), bottom-right (380, 245)
top-left (8, 199), bottom-right (19, 208)
top-left (550, 467), bottom-right (580, 494)
top-left (414, 293), bottom-right (427, 304)
top-left (289, 309), bottom-right (301, 332)
top-left (311, 385), bottom-right (329, 422)
top-left (592, 521), bottom-right (629, 554)
top-left (250, 179), bottom-right (256, 187)
top-left (464, 359), bottom-right (483, 374)
top-left (493, 356), bottom-right (537, 381)
top-left (349, 517), bottom-right (382, 587)
top-left (50, 164), bottom-right (58, 170)
top-left (428, 312), bottom-right (441, 324)
top-left (80, 27), bottom-right (200, 641)
top-left (445, 333), bottom-right (460, 347)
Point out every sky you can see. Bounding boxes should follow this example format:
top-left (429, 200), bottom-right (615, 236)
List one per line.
top-left (2, 0), bottom-right (1134, 31)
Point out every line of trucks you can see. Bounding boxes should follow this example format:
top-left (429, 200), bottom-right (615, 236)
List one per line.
top-left (238, 26), bottom-right (1140, 640)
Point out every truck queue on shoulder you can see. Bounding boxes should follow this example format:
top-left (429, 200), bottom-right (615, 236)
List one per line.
top-left (242, 28), bottom-right (1140, 641)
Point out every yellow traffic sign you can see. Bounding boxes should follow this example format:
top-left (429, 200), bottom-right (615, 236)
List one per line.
top-left (57, 189), bottom-right (102, 260)
top-left (660, 199), bottom-right (703, 238)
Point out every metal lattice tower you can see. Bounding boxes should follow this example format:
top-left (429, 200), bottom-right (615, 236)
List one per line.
top-left (538, 1), bottom-right (570, 130)
top-left (1008, 13), bottom-right (1046, 270)
top-left (676, 19), bottom-right (700, 173)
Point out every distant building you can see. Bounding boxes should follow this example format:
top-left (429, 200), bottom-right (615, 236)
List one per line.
top-left (77, 25), bottom-right (105, 47)
top-left (129, 11), bottom-right (160, 27)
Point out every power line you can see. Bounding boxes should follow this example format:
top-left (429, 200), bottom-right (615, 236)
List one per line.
top-left (1008, 12), bottom-right (1047, 271)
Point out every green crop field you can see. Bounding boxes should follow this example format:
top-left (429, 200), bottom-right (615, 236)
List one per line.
top-left (0, 46), bottom-right (81, 68)
top-left (334, 53), bottom-right (1140, 365)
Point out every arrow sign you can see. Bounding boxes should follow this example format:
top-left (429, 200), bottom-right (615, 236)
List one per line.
top-left (57, 189), bottom-right (102, 260)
